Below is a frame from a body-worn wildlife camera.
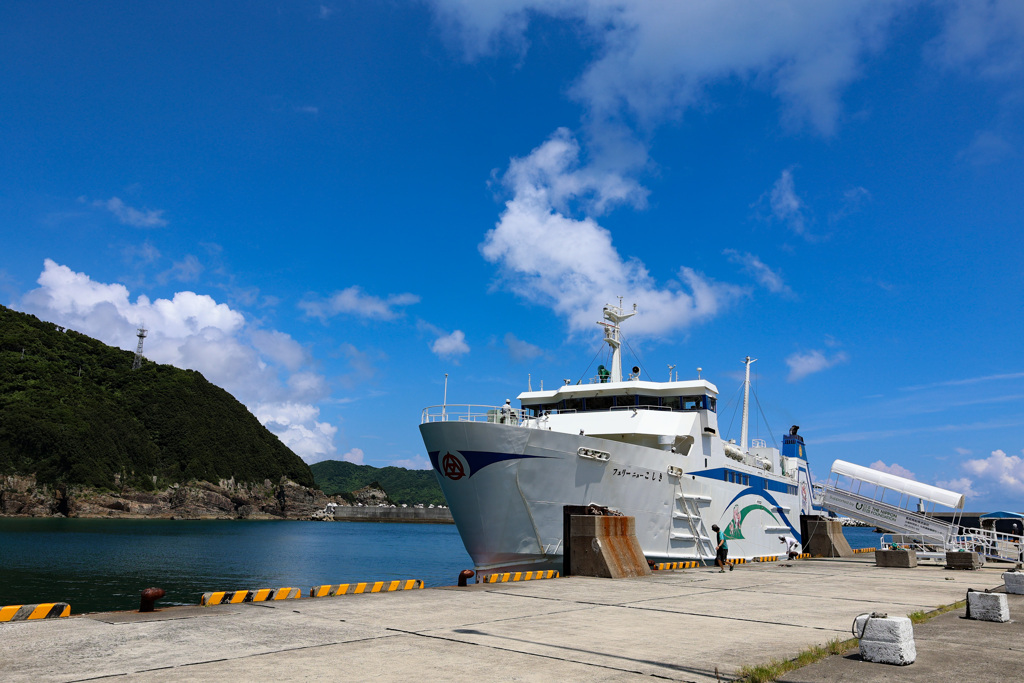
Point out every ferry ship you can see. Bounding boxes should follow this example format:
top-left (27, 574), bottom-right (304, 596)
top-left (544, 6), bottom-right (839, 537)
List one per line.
top-left (420, 302), bottom-right (814, 576)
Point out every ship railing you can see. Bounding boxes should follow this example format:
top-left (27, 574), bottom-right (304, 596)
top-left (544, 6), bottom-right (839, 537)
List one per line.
top-left (421, 404), bottom-right (522, 425)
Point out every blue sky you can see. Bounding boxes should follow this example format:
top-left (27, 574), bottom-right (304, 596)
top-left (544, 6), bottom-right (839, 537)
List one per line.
top-left (2, 1), bottom-right (1023, 508)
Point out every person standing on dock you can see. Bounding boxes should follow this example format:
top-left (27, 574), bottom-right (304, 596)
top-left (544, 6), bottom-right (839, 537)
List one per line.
top-left (713, 524), bottom-right (732, 572)
top-left (780, 536), bottom-right (799, 560)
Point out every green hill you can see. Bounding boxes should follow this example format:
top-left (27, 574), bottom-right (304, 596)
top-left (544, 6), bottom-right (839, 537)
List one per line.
top-left (0, 305), bottom-right (313, 490)
top-left (310, 460), bottom-right (444, 506)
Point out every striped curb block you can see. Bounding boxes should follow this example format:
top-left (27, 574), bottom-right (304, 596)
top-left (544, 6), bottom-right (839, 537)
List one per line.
top-left (0, 603), bottom-right (71, 622)
top-left (853, 547), bottom-right (876, 554)
top-left (200, 587), bottom-right (301, 606)
top-left (731, 557), bottom-right (747, 564)
top-left (797, 553), bottom-right (811, 559)
top-left (481, 570), bottom-right (559, 583)
top-left (754, 555), bottom-right (781, 562)
top-left (310, 579), bottom-right (424, 597)
top-left (654, 561), bottom-right (700, 570)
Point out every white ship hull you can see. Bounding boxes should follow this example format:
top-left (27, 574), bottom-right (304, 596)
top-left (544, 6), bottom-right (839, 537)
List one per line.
top-left (421, 419), bottom-right (813, 575)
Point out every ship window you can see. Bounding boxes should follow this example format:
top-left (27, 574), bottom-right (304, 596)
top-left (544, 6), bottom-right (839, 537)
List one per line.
top-left (584, 395), bottom-right (613, 411)
top-left (663, 396), bottom-right (681, 411)
top-left (614, 395), bottom-right (636, 407)
top-left (637, 395), bottom-right (661, 407)
top-left (706, 396), bottom-right (717, 413)
top-left (562, 397), bottom-right (583, 412)
top-left (682, 396), bottom-right (704, 411)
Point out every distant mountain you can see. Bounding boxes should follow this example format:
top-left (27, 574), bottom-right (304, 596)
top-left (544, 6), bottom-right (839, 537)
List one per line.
top-left (0, 305), bottom-right (313, 490)
top-left (311, 460), bottom-right (445, 506)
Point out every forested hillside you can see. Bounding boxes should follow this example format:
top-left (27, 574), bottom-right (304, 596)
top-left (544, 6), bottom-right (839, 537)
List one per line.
top-left (0, 305), bottom-right (313, 489)
top-left (311, 460), bottom-right (445, 506)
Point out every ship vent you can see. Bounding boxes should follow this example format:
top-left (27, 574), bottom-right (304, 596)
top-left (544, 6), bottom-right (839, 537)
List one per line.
top-left (577, 447), bottom-right (610, 461)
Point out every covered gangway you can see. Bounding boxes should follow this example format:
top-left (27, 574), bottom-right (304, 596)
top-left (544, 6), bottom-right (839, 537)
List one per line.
top-left (820, 459), bottom-right (964, 547)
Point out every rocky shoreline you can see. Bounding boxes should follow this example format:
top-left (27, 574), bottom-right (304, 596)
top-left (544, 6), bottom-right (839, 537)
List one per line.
top-left (0, 473), bottom-right (347, 521)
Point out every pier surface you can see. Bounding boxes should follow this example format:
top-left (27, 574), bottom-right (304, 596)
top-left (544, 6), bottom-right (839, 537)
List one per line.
top-left (1, 555), bottom-right (1013, 682)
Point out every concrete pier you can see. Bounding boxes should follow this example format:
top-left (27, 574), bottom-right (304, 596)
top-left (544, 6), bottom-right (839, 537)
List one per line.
top-left (0, 554), bottom-right (1012, 682)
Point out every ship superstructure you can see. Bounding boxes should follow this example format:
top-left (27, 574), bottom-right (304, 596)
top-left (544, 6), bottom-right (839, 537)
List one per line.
top-left (420, 302), bottom-right (814, 576)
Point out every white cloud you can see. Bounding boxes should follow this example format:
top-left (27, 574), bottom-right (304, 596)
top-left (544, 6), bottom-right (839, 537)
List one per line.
top-left (391, 454), bottom-right (432, 470)
top-left (785, 348), bottom-right (849, 382)
top-left (756, 168), bottom-right (812, 238)
top-left (723, 249), bottom-right (792, 296)
top-left (934, 476), bottom-right (977, 499)
top-left (869, 460), bottom-right (916, 480)
top-left (300, 285), bottom-right (419, 321)
top-left (963, 449), bottom-right (1024, 492)
top-left (481, 129), bottom-right (743, 336)
top-left (160, 254), bottom-right (203, 283)
top-left (16, 260), bottom-right (338, 464)
top-left (430, 1), bottom-right (901, 135)
top-left (957, 129), bottom-right (1014, 166)
top-left (929, 0), bottom-right (1024, 78)
top-left (93, 197), bottom-right (168, 228)
top-left (503, 332), bottom-right (544, 362)
top-left (341, 448), bottom-right (365, 465)
top-left (431, 329), bottom-right (470, 357)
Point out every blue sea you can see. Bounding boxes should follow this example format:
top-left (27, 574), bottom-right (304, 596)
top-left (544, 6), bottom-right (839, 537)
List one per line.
top-left (0, 519), bottom-right (883, 614)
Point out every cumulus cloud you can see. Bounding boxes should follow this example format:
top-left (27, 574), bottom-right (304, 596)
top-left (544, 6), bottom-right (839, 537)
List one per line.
top-left (936, 448), bottom-right (1024, 500)
top-left (723, 249), bottom-right (793, 296)
top-left (430, 0), bottom-right (901, 135)
top-left (481, 130), bottom-right (743, 336)
top-left (93, 197), bottom-right (168, 228)
top-left (870, 460), bottom-right (917, 480)
top-left (341, 448), bottom-right (365, 465)
top-left (431, 329), bottom-right (470, 357)
top-left (785, 348), bottom-right (849, 382)
top-left (16, 259), bottom-right (338, 463)
top-left (391, 454), bottom-right (432, 470)
top-left (300, 285), bottom-right (419, 321)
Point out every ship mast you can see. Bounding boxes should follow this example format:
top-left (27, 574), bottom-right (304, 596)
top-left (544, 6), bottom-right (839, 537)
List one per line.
top-left (741, 355), bottom-right (757, 452)
top-left (598, 299), bottom-right (637, 382)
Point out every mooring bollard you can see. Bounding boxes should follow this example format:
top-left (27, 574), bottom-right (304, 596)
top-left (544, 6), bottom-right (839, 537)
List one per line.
top-left (139, 587), bottom-right (166, 613)
top-left (853, 612), bottom-right (916, 665)
top-left (966, 588), bottom-right (1010, 622)
top-left (458, 570), bottom-right (475, 587)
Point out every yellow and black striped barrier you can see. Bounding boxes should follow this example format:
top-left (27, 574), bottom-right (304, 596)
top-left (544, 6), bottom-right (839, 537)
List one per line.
top-left (853, 547), bottom-right (876, 554)
top-left (754, 555), bottom-right (780, 562)
top-left (0, 603), bottom-right (70, 622)
top-left (310, 579), bottom-right (423, 597)
top-left (731, 557), bottom-right (747, 564)
top-left (654, 561), bottom-right (700, 570)
top-left (797, 552), bottom-right (811, 559)
top-left (481, 570), bottom-right (559, 583)
top-left (200, 587), bottom-right (301, 606)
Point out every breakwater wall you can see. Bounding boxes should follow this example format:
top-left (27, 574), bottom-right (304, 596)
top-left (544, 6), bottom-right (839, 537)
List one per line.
top-left (330, 507), bottom-right (453, 524)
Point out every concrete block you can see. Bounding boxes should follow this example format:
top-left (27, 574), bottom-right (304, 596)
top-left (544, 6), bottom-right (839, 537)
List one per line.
top-left (855, 614), bottom-right (916, 665)
top-left (946, 551), bottom-right (983, 570)
top-left (1002, 570), bottom-right (1024, 595)
top-left (568, 515), bottom-right (651, 579)
top-left (967, 591), bottom-right (1010, 622)
top-left (875, 549), bottom-right (918, 568)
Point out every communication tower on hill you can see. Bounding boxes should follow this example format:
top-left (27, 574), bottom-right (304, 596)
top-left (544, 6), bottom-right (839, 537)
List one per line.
top-left (132, 327), bottom-right (147, 370)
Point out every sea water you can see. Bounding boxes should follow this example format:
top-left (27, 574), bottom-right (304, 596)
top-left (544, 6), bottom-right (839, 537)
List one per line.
top-left (0, 519), bottom-right (884, 614)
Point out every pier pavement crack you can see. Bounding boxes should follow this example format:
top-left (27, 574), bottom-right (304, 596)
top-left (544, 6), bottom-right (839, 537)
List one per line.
top-left (386, 626), bottom-right (719, 681)
top-left (66, 632), bottom-right (409, 681)
top-left (619, 602), bottom-right (845, 633)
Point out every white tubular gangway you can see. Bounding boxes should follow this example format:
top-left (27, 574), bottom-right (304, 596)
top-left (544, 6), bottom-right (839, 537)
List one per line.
top-left (819, 460), bottom-right (964, 559)
top-left (820, 459), bottom-right (1024, 563)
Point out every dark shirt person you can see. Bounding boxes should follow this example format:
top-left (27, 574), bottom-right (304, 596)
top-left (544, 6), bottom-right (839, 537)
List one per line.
top-left (713, 524), bottom-right (732, 572)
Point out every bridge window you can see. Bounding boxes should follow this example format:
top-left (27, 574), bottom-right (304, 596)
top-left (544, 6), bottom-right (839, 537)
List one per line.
top-left (707, 396), bottom-right (717, 413)
top-left (682, 396), bottom-right (704, 411)
top-left (614, 395), bottom-right (635, 407)
top-left (584, 395), bottom-right (613, 411)
top-left (562, 397), bottom-right (583, 412)
top-left (663, 396), bottom-right (681, 411)
top-left (637, 395), bottom-right (661, 408)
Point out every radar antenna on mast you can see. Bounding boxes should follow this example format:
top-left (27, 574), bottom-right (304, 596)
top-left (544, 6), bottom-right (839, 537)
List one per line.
top-left (132, 327), bottom-right (148, 370)
top-left (596, 299), bottom-right (637, 382)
